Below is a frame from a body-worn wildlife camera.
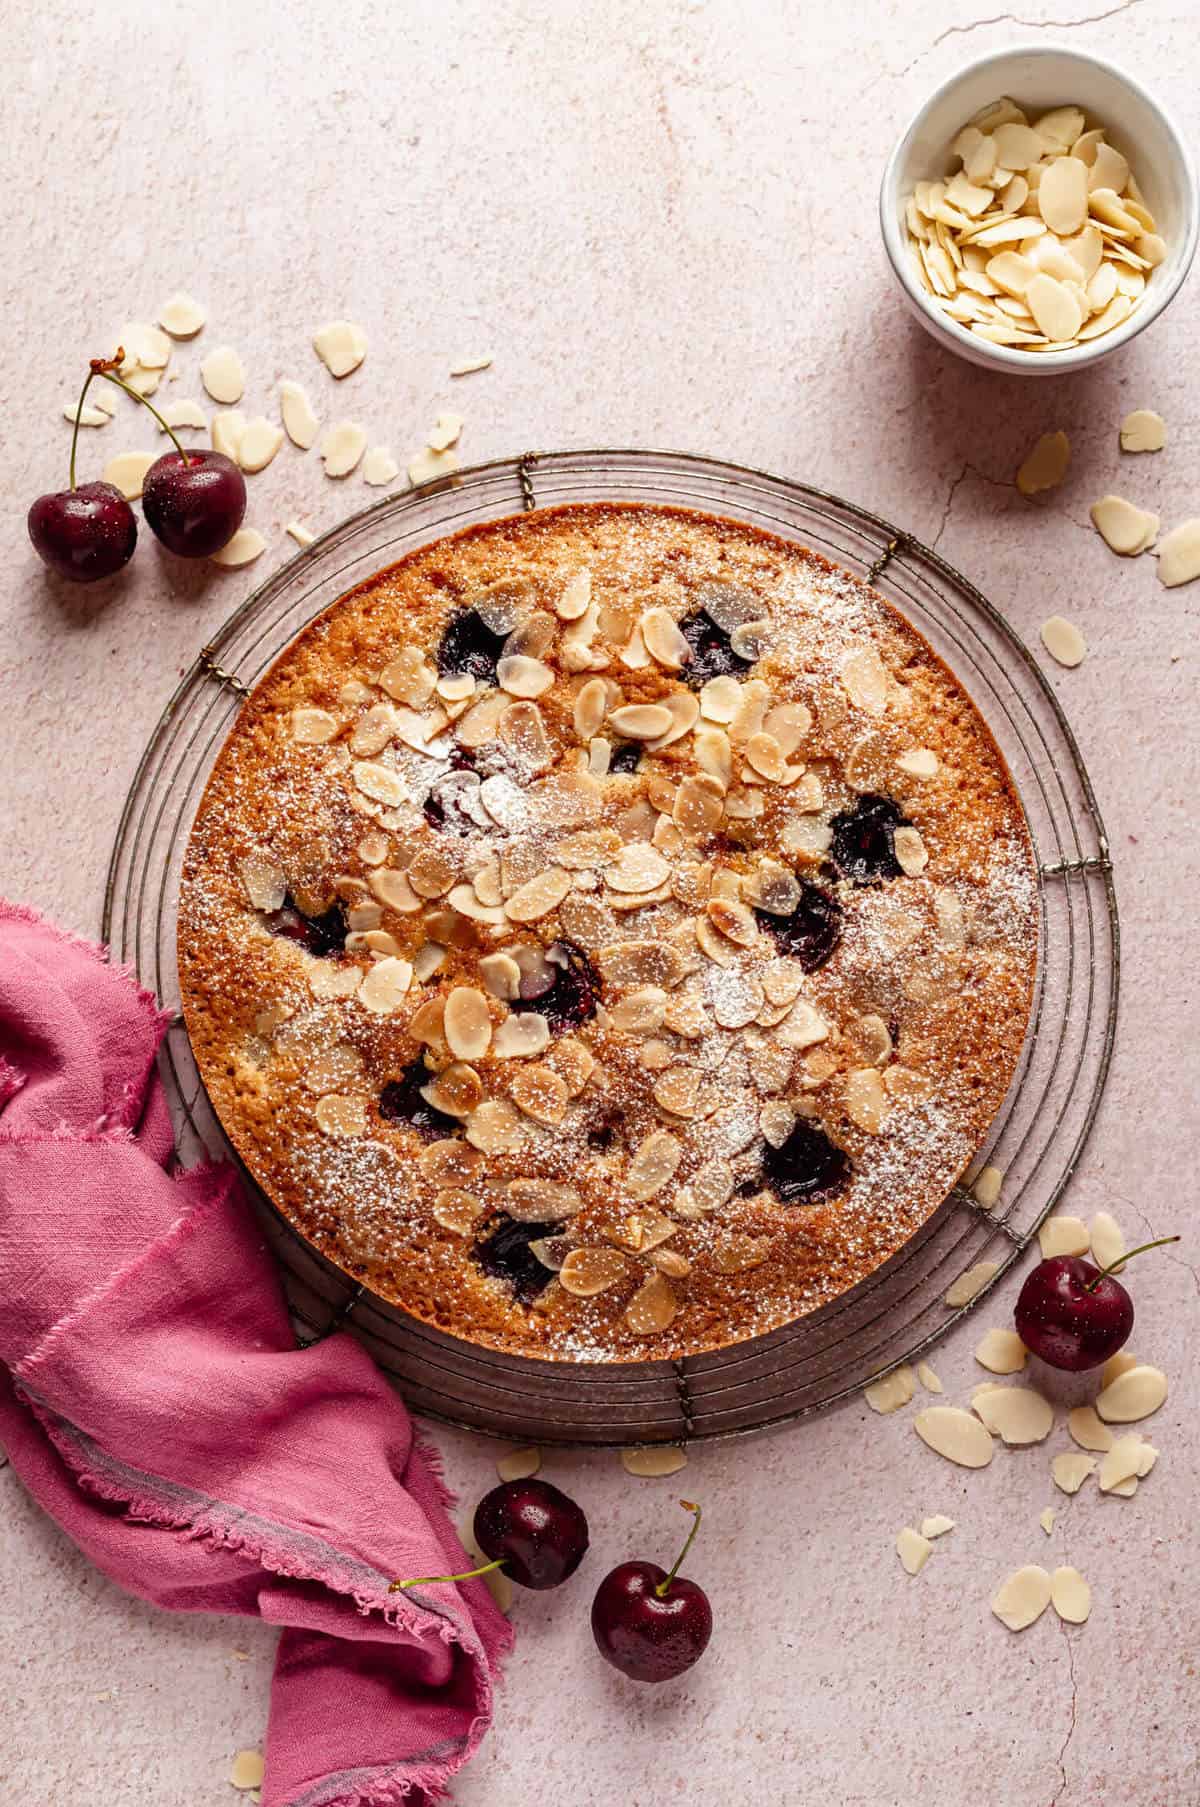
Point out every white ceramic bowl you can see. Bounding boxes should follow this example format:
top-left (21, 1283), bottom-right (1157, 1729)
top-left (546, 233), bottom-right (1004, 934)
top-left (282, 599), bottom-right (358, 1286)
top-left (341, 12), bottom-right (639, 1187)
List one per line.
top-left (880, 44), bottom-right (1198, 373)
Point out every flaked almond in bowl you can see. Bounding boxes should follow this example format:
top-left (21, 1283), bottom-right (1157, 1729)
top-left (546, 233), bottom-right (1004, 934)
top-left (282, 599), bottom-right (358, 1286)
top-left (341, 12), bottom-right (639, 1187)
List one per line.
top-left (880, 44), bottom-right (1197, 372)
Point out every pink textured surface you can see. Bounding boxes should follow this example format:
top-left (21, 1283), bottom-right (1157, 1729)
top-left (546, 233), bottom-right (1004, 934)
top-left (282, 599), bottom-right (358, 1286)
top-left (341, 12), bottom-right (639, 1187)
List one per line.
top-left (2, 2), bottom-right (1196, 1804)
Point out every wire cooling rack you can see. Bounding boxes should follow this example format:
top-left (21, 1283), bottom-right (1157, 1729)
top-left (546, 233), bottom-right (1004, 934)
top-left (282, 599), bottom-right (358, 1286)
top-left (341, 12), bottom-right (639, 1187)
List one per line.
top-left (102, 449), bottom-right (1119, 1447)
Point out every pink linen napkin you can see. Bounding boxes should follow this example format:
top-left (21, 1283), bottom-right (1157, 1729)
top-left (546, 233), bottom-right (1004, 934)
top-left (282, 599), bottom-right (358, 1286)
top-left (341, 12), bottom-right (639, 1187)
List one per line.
top-left (0, 900), bottom-right (511, 1806)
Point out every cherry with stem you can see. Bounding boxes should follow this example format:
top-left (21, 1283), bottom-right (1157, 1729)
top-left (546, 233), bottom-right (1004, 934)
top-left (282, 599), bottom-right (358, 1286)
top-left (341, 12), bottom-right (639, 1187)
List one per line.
top-left (1084, 1235), bottom-right (1179, 1291)
top-left (1015, 1230), bottom-right (1181, 1372)
top-left (29, 352), bottom-right (139, 584)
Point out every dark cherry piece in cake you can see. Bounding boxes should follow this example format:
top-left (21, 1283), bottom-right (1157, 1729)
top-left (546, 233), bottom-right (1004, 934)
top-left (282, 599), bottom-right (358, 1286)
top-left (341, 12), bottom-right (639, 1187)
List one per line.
top-left (754, 879), bottom-right (843, 972)
top-left (608, 742), bottom-right (642, 775)
top-left (473, 1216), bottom-right (558, 1301)
top-left (677, 608), bottom-right (754, 687)
top-left (264, 894), bottom-right (348, 957)
top-left (436, 607), bottom-right (508, 682)
top-left (761, 1118), bottom-right (852, 1203)
top-left (829, 793), bottom-right (910, 885)
top-left (379, 1062), bottom-right (461, 1140)
top-left (518, 940), bottom-right (600, 1033)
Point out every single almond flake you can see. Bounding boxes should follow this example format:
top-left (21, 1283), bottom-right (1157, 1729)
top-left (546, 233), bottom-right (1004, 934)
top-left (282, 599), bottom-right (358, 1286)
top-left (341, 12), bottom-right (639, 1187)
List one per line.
top-left (921, 1514), bottom-right (955, 1539)
top-left (1052, 1450), bottom-right (1097, 1493)
top-left (211, 409), bottom-right (246, 460)
top-left (1089, 1211), bottom-right (1125, 1271)
top-left (1038, 1214), bottom-right (1090, 1259)
top-left (443, 986), bottom-right (492, 1060)
top-left (1051, 1566), bottom-right (1092, 1624)
top-left (290, 706), bottom-right (338, 744)
top-left (1098, 1434), bottom-right (1147, 1492)
top-left (102, 450), bottom-right (154, 500)
top-left (1155, 518), bottom-right (1200, 588)
top-left (896, 1527), bottom-right (933, 1576)
top-left (1091, 494), bottom-right (1156, 555)
top-left (1039, 1507), bottom-right (1056, 1534)
top-left (914, 1406), bottom-right (994, 1468)
top-left (357, 956), bottom-right (413, 1015)
top-left (238, 416), bottom-right (285, 474)
top-left (495, 1446), bottom-right (541, 1482)
top-left (230, 1750), bottom-right (266, 1791)
top-left (1025, 273), bottom-right (1082, 342)
top-left (313, 1094), bottom-right (367, 1137)
top-left (973, 1384), bottom-right (1053, 1445)
top-left (1136, 1443), bottom-right (1159, 1478)
top-left (1100, 1349), bottom-right (1138, 1388)
top-left (321, 421), bottom-right (367, 478)
top-left (286, 520), bottom-right (316, 548)
top-left (363, 445), bottom-right (400, 486)
top-left (408, 445), bottom-right (459, 487)
top-left (313, 319), bottom-right (367, 378)
top-left (621, 1445), bottom-right (688, 1478)
top-left (210, 528), bottom-right (266, 569)
top-left (1038, 156), bottom-right (1089, 236)
top-left (428, 412), bottom-right (463, 451)
top-left (863, 1365), bottom-right (916, 1415)
top-left (157, 397), bottom-right (207, 431)
top-left (1040, 616), bottom-right (1087, 669)
top-left (200, 345), bottom-right (245, 405)
top-left (156, 291), bottom-right (206, 337)
top-left (1096, 1364), bottom-right (1168, 1423)
top-left (1119, 408), bottom-right (1166, 453)
top-left (279, 379), bottom-right (319, 449)
top-left (992, 1564), bottom-right (1052, 1632)
top-left (1017, 430), bottom-right (1070, 496)
top-left (62, 399), bottom-right (110, 427)
top-left (916, 1361), bottom-right (943, 1394)
top-left (1067, 1405), bottom-right (1113, 1453)
top-left (975, 1328), bottom-right (1028, 1374)
top-left (944, 1261), bottom-right (999, 1308)
top-left (972, 1165), bottom-right (1004, 1209)
top-left (449, 353), bottom-right (493, 376)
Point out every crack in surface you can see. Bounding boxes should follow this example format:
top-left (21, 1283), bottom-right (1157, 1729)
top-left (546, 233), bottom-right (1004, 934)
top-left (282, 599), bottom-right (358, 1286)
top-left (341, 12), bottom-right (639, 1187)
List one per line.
top-left (1051, 1619), bottom-right (1080, 1805)
top-left (1109, 1190), bottom-right (1200, 1300)
top-left (931, 461), bottom-right (1014, 549)
top-left (884, 0), bottom-right (1148, 85)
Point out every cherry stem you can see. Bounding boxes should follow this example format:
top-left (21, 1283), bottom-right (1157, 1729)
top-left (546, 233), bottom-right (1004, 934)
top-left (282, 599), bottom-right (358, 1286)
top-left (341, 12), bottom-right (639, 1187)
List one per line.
top-left (655, 1499), bottom-right (702, 1598)
top-left (96, 366), bottom-right (192, 464)
top-left (387, 1557), bottom-right (505, 1593)
top-left (1085, 1234), bottom-right (1180, 1292)
top-left (68, 366), bottom-right (97, 492)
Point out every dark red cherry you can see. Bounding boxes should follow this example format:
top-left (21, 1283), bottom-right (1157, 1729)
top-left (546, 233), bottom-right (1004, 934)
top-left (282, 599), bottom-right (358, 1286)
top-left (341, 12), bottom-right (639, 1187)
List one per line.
top-left (142, 448), bottom-right (247, 557)
top-left (829, 792), bottom-right (910, 884)
top-left (677, 607), bottom-right (753, 687)
top-left (264, 894), bottom-right (347, 957)
top-left (516, 940), bottom-right (600, 1033)
top-left (473, 1479), bottom-right (589, 1590)
top-left (754, 878), bottom-right (843, 971)
top-left (28, 482), bottom-right (137, 583)
top-left (436, 607), bottom-right (508, 682)
top-left (378, 1061), bottom-right (461, 1141)
top-left (608, 742), bottom-right (643, 775)
top-left (1014, 1255), bottom-right (1131, 1371)
top-left (472, 1215), bottom-right (558, 1301)
top-left (592, 1501), bottom-right (712, 1683)
top-left (761, 1116), bottom-right (851, 1203)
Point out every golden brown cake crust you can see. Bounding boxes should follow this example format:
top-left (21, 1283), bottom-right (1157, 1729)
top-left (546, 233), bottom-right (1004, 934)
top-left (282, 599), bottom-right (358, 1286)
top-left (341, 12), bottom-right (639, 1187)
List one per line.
top-left (179, 503), bottom-right (1038, 1362)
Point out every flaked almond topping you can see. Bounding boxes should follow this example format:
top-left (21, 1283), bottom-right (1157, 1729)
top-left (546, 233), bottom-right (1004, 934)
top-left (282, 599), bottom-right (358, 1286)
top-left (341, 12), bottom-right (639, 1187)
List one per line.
top-left (626, 1129), bottom-right (683, 1202)
top-left (559, 1246), bottom-right (628, 1297)
top-left (648, 690), bottom-right (702, 753)
top-left (897, 747), bottom-right (939, 780)
top-left (711, 1234), bottom-right (771, 1274)
top-left (406, 847), bottom-right (457, 899)
top-left (706, 896), bottom-right (758, 948)
top-left (610, 986), bottom-right (668, 1034)
top-left (497, 653), bottom-right (554, 698)
top-left (411, 941), bottom-right (444, 978)
top-left (505, 866), bottom-right (572, 923)
top-left (350, 703), bottom-right (396, 757)
top-left (475, 953), bottom-right (521, 1003)
top-left (510, 1063), bottom-right (569, 1126)
top-left (624, 1271), bottom-right (678, 1334)
top-left (893, 826), bottom-right (929, 875)
top-left (465, 1097), bottom-right (525, 1154)
top-left (744, 731), bottom-right (796, 784)
top-left (378, 647), bottom-right (436, 707)
top-left (492, 1013), bottom-right (551, 1058)
top-left (588, 739), bottom-right (612, 776)
top-left (854, 1013), bottom-right (892, 1066)
top-left (845, 1064), bottom-right (889, 1134)
top-left (972, 1385), bottom-right (1053, 1445)
top-left (444, 986), bottom-right (492, 1060)
top-left (763, 700), bottom-right (811, 756)
top-left (556, 569), bottom-right (593, 620)
top-left (991, 1566), bottom-right (1052, 1633)
top-left (346, 901), bottom-right (382, 931)
top-left (356, 830), bottom-right (390, 866)
top-left (239, 852), bottom-right (286, 912)
top-left (621, 1444), bottom-right (688, 1479)
top-left (305, 1044), bottom-right (364, 1092)
top-left (314, 1094), bottom-right (367, 1137)
top-left (608, 702), bottom-right (673, 740)
top-left (308, 960), bottom-right (364, 1000)
top-left (841, 646), bottom-right (889, 715)
top-left (423, 1061), bottom-right (483, 1119)
top-left (639, 1039), bottom-right (674, 1072)
top-left (352, 760), bottom-right (408, 806)
top-left (775, 997), bottom-right (829, 1050)
top-left (914, 1406), bottom-right (994, 1468)
top-left (744, 862), bottom-right (800, 917)
top-left (432, 1188), bottom-right (485, 1234)
top-left (673, 772), bottom-right (725, 836)
top-left (1038, 1214), bottom-right (1090, 1258)
top-left (472, 863), bottom-right (504, 908)
top-left (608, 844), bottom-right (671, 895)
top-left (599, 939), bottom-right (685, 989)
top-left (975, 1328), bottom-right (1027, 1374)
top-left (693, 727), bottom-right (732, 791)
top-left (357, 956), bottom-right (413, 1015)
top-left (663, 981), bottom-right (711, 1038)
top-left (546, 1036), bottom-right (596, 1096)
top-left (759, 1100), bottom-right (795, 1148)
top-left (652, 1068), bottom-right (702, 1118)
top-left (363, 867), bottom-right (419, 914)
top-left (729, 618), bottom-right (769, 661)
top-left (573, 677), bottom-right (608, 741)
top-left (445, 883), bottom-right (506, 925)
top-left (724, 786), bottom-right (765, 821)
top-left (694, 675), bottom-right (738, 725)
top-left (418, 1142), bottom-right (481, 1189)
top-left (505, 1177), bottom-right (581, 1222)
top-left (455, 689), bottom-right (509, 748)
top-left (640, 605), bottom-right (691, 670)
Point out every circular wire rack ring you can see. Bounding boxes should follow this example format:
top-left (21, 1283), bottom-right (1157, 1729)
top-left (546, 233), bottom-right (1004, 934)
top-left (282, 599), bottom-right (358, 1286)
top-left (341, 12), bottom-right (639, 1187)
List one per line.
top-left (103, 449), bottom-right (1118, 1447)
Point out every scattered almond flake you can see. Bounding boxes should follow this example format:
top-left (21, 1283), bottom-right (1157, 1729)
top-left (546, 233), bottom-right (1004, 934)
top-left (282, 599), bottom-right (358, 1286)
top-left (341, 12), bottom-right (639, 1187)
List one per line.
top-left (408, 445), bottom-right (460, 487)
top-left (916, 1361), bottom-right (943, 1394)
top-left (63, 398), bottom-right (111, 427)
top-left (279, 380), bottom-right (319, 449)
top-left (1097, 1434), bottom-right (1146, 1492)
top-left (1119, 408), bottom-right (1166, 453)
top-left (1155, 518), bottom-right (1200, 588)
top-left (1040, 616), bottom-right (1087, 669)
top-left (1096, 1363), bottom-right (1168, 1423)
top-left (428, 412), bottom-right (463, 451)
top-left (1051, 1566), bottom-right (1092, 1625)
top-left (1039, 1507), bottom-right (1055, 1535)
top-left (200, 345), bottom-right (245, 405)
top-left (118, 321), bottom-right (172, 368)
top-left (896, 1527), bottom-right (933, 1576)
top-left (1090, 494), bottom-right (1157, 555)
top-left (944, 1261), bottom-right (999, 1308)
top-left (321, 421), bottom-right (367, 478)
top-left (863, 1365), bottom-right (916, 1415)
top-left (1136, 1443), bottom-right (1159, 1478)
top-left (1052, 1450), bottom-right (1097, 1494)
top-left (1089, 1211), bottom-right (1125, 1271)
top-left (1100, 1349), bottom-right (1138, 1387)
top-left (155, 291), bottom-right (206, 337)
top-left (991, 1564), bottom-right (1052, 1632)
top-left (975, 1328), bottom-right (1027, 1374)
top-left (230, 1750), bottom-right (266, 1791)
top-left (914, 1406), bottom-right (994, 1468)
top-left (921, 1514), bottom-right (955, 1539)
top-left (125, 366), bottom-right (163, 397)
top-left (238, 416), bottom-right (285, 474)
top-left (972, 1384), bottom-right (1053, 1445)
top-left (620, 1445), bottom-right (688, 1478)
top-left (98, 451), bottom-right (155, 504)
top-left (1038, 1214), bottom-right (1090, 1259)
top-left (892, 825), bottom-right (928, 876)
top-left (495, 1446), bottom-right (541, 1482)
top-left (312, 319), bottom-right (367, 378)
top-left (157, 397), bottom-right (207, 431)
top-left (1067, 1405), bottom-right (1113, 1453)
top-left (449, 353), bottom-right (493, 376)
top-left (212, 410), bottom-right (247, 460)
top-left (972, 1164), bottom-right (1004, 1209)
top-left (1016, 430), bottom-right (1070, 496)
top-left (210, 528), bottom-right (267, 569)
top-left (286, 520), bottom-right (316, 548)
top-left (362, 445), bottom-right (400, 487)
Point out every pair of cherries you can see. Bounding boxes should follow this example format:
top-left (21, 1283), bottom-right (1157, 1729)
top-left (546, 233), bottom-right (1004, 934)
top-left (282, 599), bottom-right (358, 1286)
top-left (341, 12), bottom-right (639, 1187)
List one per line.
top-left (393, 1483), bottom-right (712, 1684)
top-left (28, 352), bottom-right (248, 583)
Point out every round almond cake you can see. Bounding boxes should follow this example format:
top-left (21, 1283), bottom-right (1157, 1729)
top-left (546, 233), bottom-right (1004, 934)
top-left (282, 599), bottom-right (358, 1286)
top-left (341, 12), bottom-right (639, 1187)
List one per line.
top-left (179, 503), bottom-right (1038, 1362)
